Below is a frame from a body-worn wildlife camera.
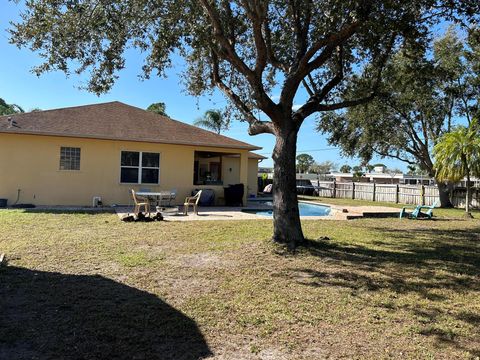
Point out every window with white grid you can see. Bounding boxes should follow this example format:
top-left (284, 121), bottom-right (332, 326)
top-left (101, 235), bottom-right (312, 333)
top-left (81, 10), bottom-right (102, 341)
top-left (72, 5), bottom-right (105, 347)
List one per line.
top-left (120, 151), bottom-right (160, 184)
top-left (59, 147), bottom-right (81, 170)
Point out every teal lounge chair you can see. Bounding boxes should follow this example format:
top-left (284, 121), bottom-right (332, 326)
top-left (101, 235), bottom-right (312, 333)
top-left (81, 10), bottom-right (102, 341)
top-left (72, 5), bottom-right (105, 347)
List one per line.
top-left (399, 200), bottom-right (439, 219)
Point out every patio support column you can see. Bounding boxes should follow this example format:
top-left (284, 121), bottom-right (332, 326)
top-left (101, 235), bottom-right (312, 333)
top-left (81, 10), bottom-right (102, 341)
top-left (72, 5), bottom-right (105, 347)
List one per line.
top-left (239, 151), bottom-right (248, 206)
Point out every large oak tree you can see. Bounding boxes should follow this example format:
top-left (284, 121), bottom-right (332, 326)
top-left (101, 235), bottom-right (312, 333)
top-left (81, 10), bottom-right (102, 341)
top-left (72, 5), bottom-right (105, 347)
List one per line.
top-left (317, 28), bottom-right (480, 208)
top-left (10, 0), bottom-right (479, 247)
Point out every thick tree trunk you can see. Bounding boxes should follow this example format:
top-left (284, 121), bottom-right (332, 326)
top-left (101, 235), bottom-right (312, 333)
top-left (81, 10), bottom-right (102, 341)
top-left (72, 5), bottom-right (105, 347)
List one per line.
top-left (272, 128), bottom-right (305, 249)
top-left (436, 181), bottom-right (453, 208)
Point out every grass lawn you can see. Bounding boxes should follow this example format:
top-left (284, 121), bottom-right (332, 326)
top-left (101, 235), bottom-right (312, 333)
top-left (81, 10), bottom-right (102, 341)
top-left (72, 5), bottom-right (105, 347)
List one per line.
top-left (1, 206), bottom-right (479, 359)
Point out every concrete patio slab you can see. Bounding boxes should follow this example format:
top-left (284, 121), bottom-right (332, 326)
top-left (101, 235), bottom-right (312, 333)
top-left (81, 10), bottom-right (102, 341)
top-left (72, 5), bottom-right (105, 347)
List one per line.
top-left (307, 202), bottom-right (402, 219)
top-left (115, 206), bottom-right (271, 221)
top-left (114, 202), bottom-right (401, 221)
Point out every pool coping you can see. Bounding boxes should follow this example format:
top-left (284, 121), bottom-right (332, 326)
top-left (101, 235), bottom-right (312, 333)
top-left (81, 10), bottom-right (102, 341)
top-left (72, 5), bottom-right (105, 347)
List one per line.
top-left (242, 200), bottom-right (335, 219)
top-left (242, 200), bottom-right (401, 220)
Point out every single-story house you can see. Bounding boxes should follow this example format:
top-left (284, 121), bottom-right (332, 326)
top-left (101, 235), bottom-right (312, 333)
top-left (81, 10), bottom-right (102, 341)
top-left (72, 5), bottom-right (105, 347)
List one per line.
top-left (329, 171), bottom-right (403, 184)
top-left (0, 101), bottom-right (265, 207)
top-left (329, 172), bottom-right (436, 185)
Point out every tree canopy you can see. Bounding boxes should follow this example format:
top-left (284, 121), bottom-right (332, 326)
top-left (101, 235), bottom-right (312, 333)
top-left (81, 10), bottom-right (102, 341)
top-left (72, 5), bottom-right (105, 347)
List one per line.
top-left (318, 28), bottom-right (480, 170)
top-left (351, 165), bottom-right (364, 180)
top-left (296, 153), bottom-right (314, 173)
top-left (0, 98), bottom-right (24, 115)
top-left (317, 28), bottom-right (480, 207)
top-left (146, 102), bottom-right (168, 116)
top-left (10, 1), bottom-right (479, 135)
top-left (9, 0), bottom-right (480, 247)
top-left (309, 160), bottom-right (336, 175)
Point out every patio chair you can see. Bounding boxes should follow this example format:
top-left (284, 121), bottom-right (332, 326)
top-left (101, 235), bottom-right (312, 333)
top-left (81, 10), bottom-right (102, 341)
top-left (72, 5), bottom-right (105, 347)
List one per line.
top-left (169, 189), bottom-right (177, 206)
top-left (184, 190), bottom-right (202, 215)
top-left (130, 189), bottom-right (150, 216)
top-left (399, 200), bottom-right (439, 219)
top-left (159, 189), bottom-right (177, 207)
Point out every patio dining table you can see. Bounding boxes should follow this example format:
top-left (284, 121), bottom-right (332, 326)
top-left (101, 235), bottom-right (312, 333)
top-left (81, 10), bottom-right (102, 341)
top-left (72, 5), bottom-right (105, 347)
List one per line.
top-left (136, 191), bottom-right (176, 207)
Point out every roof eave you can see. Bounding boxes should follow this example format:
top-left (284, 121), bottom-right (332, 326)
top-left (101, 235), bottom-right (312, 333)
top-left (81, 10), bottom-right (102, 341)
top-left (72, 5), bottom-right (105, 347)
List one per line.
top-left (0, 130), bottom-right (262, 151)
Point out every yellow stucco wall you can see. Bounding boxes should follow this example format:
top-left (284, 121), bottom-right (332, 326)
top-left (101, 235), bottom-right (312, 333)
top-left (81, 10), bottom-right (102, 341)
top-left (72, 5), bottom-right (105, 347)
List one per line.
top-left (222, 157), bottom-right (240, 187)
top-left (221, 157), bottom-right (259, 196)
top-left (248, 159), bottom-right (259, 196)
top-left (0, 133), bottom-right (259, 206)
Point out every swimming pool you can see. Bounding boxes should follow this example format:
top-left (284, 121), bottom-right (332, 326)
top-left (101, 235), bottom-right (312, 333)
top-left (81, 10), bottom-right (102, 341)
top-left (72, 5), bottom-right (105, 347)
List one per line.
top-left (244, 201), bottom-right (331, 217)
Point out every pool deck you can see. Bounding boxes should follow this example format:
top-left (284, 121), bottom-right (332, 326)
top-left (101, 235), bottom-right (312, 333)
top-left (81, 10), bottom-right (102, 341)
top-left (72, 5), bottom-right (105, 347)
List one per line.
top-left (114, 201), bottom-right (401, 221)
top-left (1, 202), bottom-right (400, 221)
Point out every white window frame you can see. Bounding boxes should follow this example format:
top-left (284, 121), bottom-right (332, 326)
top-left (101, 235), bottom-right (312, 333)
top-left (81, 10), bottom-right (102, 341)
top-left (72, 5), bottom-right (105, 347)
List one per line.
top-left (120, 151), bottom-right (160, 184)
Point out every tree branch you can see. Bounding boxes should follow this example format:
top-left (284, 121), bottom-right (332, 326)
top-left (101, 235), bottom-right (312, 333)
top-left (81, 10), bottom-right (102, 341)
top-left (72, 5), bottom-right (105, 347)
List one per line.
top-left (263, 19), bottom-right (286, 71)
top-left (372, 149), bottom-right (417, 165)
top-left (240, 0), bottom-right (268, 76)
top-left (295, 45), bottom-right (344, 119)
top-left (200, 0), bottom-right (281, 123)
top-left (300, 21), bottom-right (360, 69)
top-left (301, 79), bottom-right (315, 97)
top-left (295, 33), bottom-right (396, 121)
top-left (210, 50), bottom-right (274, 135)
top-left (384, 99), bottom-right (427, 149)
top-left (279, 21), bottom-right (360, 107)
top-left (248, 119), bottom-right (276, 135)
top-left (289, 0), bottom-right (312, 63)
top-left (307, 73), bottom-right (319, 93)
top-left (199, 0), bottom-right (254, 79)
top-left (383, 100), bottom-right (432, 166)
top-left (315, 94), bottom-right (376, 111)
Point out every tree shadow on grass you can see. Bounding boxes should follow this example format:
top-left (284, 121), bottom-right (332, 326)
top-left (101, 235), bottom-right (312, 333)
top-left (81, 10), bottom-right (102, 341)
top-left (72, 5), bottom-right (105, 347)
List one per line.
top-left (290, 228), bottom-right (480, 297)
top-left (286, 226), bottom-right (480, 355)
top-left (21, 208), bottom-right (115, 215)
top-left (0, 266), bottom-right (212, 360)
top-left (301, 224), bottom-right (480, 278)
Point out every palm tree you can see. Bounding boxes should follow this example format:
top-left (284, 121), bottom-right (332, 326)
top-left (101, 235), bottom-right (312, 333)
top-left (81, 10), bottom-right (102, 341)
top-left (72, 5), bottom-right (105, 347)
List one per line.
top-left (433, 120), bottom-right (480, 215)
top-left (193, 109), bottom-right (229, 134)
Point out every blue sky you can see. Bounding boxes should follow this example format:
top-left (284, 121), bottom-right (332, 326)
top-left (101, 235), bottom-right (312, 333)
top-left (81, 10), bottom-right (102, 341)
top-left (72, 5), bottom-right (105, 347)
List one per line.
top-left (0, 2), bottom-right (408, 170)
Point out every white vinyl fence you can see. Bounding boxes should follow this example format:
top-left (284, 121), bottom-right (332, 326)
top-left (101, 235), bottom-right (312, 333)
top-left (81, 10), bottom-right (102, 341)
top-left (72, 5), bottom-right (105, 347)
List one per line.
top-left (311, 181), bottom-right (478, 208)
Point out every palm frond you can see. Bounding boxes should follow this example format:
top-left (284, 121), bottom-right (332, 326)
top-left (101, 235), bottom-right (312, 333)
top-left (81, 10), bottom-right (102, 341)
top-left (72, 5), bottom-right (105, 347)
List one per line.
top-left (193, 109), bottom-right (229, 134)
top-left (433, 120), bottom-right (480, 181)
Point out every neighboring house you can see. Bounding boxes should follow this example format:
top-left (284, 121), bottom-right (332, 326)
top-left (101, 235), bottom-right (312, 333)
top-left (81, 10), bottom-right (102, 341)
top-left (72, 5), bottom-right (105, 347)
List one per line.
top-left (258, 167), bottom-right (273, 175)
top-left (296, 173), bottom-right (328, 181)
top-left (401, 174), bottom-right (437, 186)
top-left (0, 102), bottom-right (264, 206)
top-left (329, 171), bottom-right (437, 185)
top-left (330, 171), bottom-right (403, 184)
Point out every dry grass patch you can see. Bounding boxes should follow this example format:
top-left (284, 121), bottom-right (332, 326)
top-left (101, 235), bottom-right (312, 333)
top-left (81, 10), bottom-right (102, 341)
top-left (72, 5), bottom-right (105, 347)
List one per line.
top-left (0, 209), bottom-right (479, 359)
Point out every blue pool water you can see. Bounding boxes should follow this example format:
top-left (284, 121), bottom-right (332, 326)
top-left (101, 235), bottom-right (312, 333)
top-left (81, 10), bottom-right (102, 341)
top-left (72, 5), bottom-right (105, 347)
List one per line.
top-left (245, 201), bottom-right (331, 217)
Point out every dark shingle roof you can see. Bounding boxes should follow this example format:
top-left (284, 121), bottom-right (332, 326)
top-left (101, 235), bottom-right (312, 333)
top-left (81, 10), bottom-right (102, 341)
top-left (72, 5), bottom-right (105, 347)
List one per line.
top-left (0, 101), bottom-right (261, 150)
top-left (248, 152), bottom-right (267, 160)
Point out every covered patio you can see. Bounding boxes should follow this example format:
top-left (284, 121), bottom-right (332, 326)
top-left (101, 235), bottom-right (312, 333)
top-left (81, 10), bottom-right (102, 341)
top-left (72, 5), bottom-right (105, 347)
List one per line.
top-left (191, 150), bottom-right (265, 205)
